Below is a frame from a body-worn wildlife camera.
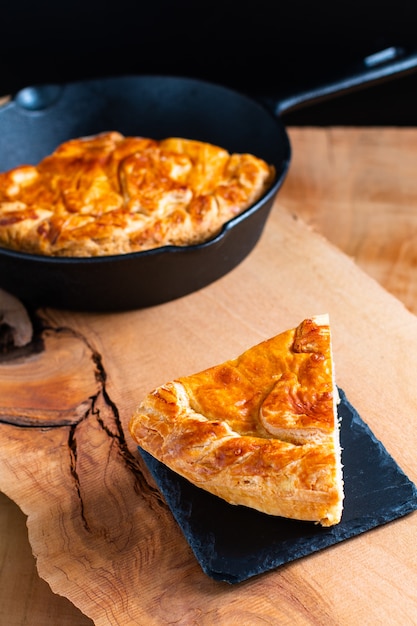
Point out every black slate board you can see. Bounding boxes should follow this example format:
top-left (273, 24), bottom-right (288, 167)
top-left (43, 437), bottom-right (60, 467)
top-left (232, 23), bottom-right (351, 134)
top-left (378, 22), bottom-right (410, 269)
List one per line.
top-left (139, 389), bottom-right (417, 583)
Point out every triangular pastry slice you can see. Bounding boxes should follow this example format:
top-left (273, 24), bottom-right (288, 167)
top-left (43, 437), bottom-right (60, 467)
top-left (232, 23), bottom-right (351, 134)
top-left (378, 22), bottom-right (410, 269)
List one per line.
top-left (129, 315), bottom-right (344, 526)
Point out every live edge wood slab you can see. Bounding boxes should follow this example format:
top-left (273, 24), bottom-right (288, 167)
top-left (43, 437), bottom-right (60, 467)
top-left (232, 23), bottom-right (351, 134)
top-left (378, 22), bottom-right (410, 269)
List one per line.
top-left (1, 128), bottom-right (417, 625)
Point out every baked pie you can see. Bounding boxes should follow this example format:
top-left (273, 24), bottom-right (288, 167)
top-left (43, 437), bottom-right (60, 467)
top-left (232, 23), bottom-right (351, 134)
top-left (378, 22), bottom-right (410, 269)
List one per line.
top-left (0, 131), bottom-right (275, 257)
top-left (129, 315), bottom-right (344, 526)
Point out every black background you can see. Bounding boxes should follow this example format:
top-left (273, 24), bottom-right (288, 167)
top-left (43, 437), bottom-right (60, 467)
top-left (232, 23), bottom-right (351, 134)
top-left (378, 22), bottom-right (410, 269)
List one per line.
top-left (1, 0), bottom-right (417, 125)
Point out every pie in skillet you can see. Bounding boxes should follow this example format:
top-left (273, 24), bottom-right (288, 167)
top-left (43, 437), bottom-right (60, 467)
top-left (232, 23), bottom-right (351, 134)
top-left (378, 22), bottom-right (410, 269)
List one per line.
top-left (129, 315), bottom-right (344, 526)
top-left (0, 131), bottom-right (275, 257)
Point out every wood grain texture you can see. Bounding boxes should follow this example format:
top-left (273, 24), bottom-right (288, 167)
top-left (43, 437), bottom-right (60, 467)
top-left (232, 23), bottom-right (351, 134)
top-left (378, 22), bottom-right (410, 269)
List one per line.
top-left (281, 127), bottom-right (417, 315)
top-left (1, 127), bottom-right (417, 625)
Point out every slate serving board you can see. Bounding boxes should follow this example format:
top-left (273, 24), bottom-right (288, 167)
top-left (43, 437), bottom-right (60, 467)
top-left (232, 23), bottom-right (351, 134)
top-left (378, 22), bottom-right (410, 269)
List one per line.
top-left (139, 389), bottom-right (417, 583)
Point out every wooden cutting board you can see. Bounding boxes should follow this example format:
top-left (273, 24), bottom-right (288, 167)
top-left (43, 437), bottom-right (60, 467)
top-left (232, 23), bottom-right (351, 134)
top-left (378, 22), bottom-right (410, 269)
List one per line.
top-left (1, 127), bottom-right (417, 625)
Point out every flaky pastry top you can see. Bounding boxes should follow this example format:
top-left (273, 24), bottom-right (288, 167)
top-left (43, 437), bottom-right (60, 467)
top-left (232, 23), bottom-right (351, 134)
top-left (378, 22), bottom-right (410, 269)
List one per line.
top-left (0, 131), bottom-right (275, 257)
top-left (129, 316), bottom-right (344, 526)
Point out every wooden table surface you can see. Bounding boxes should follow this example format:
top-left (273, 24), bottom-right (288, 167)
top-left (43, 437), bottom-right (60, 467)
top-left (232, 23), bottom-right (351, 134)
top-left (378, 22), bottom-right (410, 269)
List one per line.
top-left (1, 127), bottom-right (417, 625)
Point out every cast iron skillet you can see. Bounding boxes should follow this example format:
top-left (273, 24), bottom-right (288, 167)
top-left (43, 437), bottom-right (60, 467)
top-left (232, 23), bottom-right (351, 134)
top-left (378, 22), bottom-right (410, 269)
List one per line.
top-left (1, 47), bottom-right (417, 311)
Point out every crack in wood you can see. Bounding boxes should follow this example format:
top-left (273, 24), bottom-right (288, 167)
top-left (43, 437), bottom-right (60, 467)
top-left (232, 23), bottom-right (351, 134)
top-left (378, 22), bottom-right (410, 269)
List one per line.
top-left (68, 421), bottom-right (92, 533)
top-left (1, 308), bottom-right (168, 530)
top-left (46, 316), bottom-right (167, 517)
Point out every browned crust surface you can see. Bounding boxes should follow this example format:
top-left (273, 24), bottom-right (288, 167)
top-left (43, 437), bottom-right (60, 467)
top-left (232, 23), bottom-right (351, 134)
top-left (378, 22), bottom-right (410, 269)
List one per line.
top-left (129, 316), bottom-right (344, 526)
top-left (0, 131), bottom-right (275, 257)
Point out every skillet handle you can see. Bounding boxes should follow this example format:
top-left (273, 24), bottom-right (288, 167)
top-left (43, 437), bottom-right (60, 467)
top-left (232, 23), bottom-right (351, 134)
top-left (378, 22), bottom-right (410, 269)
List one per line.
top-left (273, 46), bottom-right (417, 117)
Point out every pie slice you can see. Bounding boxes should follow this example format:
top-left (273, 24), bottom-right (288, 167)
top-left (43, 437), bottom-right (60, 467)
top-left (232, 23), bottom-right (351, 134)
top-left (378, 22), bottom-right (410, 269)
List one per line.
top-left (129, 315), bottom-right (344, 526)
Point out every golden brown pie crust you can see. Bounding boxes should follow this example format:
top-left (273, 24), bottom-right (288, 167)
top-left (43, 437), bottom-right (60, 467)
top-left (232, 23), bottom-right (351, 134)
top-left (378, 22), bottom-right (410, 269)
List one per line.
top-left (0, 131), bottom-right (275, 257)
top-left (129, 315), bottom-right (344, 526)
